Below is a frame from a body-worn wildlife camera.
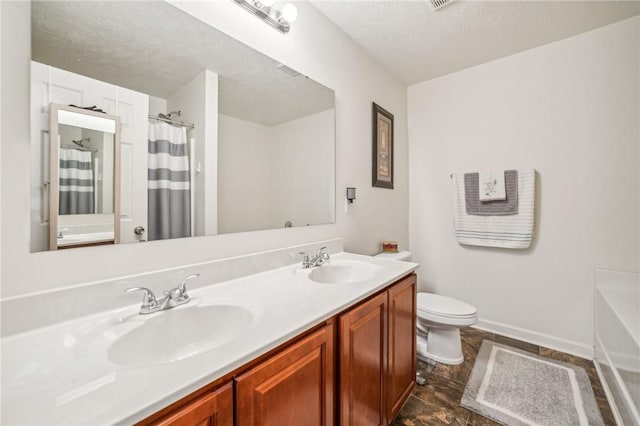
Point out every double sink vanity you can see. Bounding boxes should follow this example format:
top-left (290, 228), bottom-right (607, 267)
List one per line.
top-left (4, 2), bottom-right (419, 424)
top-left (2, 243), bottom-right (418, 425)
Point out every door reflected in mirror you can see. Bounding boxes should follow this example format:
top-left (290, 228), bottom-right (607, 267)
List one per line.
top-left (49, 104), bottom-right (121, 250)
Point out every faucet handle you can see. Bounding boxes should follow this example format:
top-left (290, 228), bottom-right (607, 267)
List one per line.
top-left (176, 274), bottom-right (199, 299)
top-left (316, 246), bottom-right (327, 255)
top-left (298, 251), bottom-right (311, 267)
top-left (125, 287), bottom-right (158, 309)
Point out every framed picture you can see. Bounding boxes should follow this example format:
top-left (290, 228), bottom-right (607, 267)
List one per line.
top-left (372, 102), bottom-right (394, 189)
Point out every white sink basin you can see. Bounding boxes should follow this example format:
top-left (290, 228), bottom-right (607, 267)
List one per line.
top-left (308, 261), bottom-right (377, 284)
top-left (108, 304), bottom-right (253, 367)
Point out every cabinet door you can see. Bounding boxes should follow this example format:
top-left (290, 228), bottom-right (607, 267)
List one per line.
top-left (235, 324), bottom-right (334, 426)
top-left (387, 274), bottom-right (417, 421)
top-left (339, 292), bottom-right (388, 426)
top-left (154, 382), bottom-right (233, 426)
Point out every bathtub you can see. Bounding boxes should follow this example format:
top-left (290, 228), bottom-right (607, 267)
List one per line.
top-left (594, 269), bottom-right (640, 425)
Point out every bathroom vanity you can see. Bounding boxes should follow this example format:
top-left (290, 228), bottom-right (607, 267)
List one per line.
top-left (1, 249), bottom-right (418, 425)
top-left (141, 272), bottom-right (416, 426)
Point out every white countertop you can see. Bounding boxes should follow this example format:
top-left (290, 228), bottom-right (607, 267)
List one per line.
top-left (57, 231), bottom-right (115, 247)
top-left (1, 252), bottom-right (418, 425)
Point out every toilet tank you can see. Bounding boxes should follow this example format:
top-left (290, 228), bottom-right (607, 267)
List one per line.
top-left (374, 251), bottom-right (411, 261)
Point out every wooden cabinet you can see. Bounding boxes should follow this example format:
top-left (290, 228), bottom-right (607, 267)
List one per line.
top-left (387, 275), bottom-right (417, 421)
top-left (153, 382), bottom-right (233, 426)
top-left (235, 324), bottom-right (335, 426)
top-left (339, 274), bottom-right (417, 426)
top-left (339, 292), bottom-right (389, 426)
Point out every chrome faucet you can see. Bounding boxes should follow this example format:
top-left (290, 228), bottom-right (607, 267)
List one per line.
top-left (298, 247), bottom-right (330, 269)
top-left (125, 274), bottom-right (199, 314)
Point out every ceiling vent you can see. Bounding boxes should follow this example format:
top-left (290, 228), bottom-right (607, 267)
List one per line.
top-left (428, 0), bottom-right (453, 11)
top-left (277, 63), bottom-right (302, 77)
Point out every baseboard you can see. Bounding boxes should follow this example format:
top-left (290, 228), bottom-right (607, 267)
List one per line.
top-left (474, 318), bottom-right (594, 360)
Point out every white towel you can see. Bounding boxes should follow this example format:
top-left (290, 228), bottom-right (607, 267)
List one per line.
top-left (452, 168), bottom-right (535, 249)
top-left (478, 170), bottom-right (506, 201)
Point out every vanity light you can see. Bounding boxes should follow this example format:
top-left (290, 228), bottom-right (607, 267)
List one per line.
top-left (281, 3), bottom-right (298, 23)
top-left (346, 187), bottom-right (356, 204)
top-left (232, 0), bottom-right (298, 34)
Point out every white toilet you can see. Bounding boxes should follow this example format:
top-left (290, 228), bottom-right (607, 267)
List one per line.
top-left (375, 251), bottom-right (477, 365)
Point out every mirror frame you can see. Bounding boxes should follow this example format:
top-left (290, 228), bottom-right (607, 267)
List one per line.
top-left (48, 103), bottom-right (122, 250)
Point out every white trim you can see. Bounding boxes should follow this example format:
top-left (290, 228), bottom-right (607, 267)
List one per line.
top-left (595, 332), bottom-right (639, 425)
top-left (474, 318), bottom-right (594, 360)
top-left (593, 358), bottom-right (623, 426)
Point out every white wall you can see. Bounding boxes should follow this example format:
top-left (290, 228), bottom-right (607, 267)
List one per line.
top-left (167, 70), bottom-right (219, 237)
top-left (148, 96), bottom-right (167, 117)
top-left (408, 16), bottom-right (640, 357)
top-left (218, 109), bottom-right (335, 233)
top-left (217, 114), bottom-right (273, 233)
top-left (270, 109), bottom-right (335, 229)
top-left (0, 1), bottom-right (408, 298)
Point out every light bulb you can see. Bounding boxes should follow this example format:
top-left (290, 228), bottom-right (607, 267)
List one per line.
top-left (261, 0), bottom-right (275, 7)
top-left (282, 3), bottom-right (298, 23)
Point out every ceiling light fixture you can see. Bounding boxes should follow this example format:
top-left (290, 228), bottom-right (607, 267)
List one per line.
top-left (232, 0), bottom-right (298, 34)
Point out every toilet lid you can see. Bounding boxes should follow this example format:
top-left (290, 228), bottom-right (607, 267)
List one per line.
top-left (417, 293), bottom-right (476, 318)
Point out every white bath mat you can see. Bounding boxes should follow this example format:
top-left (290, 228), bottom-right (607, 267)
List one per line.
top-left (461, 340), bottom-right (604, 426)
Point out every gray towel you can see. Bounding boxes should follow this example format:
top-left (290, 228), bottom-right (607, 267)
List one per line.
top-left (464, 170), bottom-right (518, 215)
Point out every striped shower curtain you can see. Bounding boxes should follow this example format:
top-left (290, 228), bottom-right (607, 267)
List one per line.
top-left (148, 122), bottom-right (191, 241)
top-left (59, 148), bottom-right (94, 215)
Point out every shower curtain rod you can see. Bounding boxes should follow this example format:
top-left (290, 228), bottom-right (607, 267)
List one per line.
top-left (148, 114), bottom-right (195, 129)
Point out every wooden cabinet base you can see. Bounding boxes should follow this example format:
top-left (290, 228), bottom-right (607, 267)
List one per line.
top-left (153, 383), bottom-right (233, 426)
top-left (387, 275), bottom-right (417, 421)
top-left (235, 324), bottom-right (335, 426)
top-left (339, 274), bottom-right (417, 426)
top-left (340, 292), bottom-right (388, 426)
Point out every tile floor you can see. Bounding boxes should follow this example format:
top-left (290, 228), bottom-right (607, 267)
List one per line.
top-left (391, 328), bottom-right (615, 426)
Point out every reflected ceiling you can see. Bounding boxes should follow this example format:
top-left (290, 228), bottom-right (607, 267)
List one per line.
top-left (32, 1), bottom-right (334, 126)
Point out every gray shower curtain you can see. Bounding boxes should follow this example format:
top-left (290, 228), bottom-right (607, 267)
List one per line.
top-left (147, 122), bottom-right (191, 241)
top-left (59, 147), bottom-right (95, 215)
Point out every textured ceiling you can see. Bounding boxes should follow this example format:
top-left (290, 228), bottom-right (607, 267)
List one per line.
top-left (312, 0), bottom-right (640, 84)
top-left (31, 1), bottom-right (334, 126)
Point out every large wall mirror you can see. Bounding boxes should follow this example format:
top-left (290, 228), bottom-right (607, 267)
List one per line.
top-left (30, 1), bottom-right (336, 252)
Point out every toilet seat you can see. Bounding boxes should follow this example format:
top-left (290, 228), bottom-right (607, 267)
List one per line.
top-left (417, 293), bottom-right (477, 326)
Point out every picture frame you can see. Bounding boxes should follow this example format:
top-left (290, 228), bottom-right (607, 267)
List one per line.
top-left (372, 102), bottom-right (394, 189)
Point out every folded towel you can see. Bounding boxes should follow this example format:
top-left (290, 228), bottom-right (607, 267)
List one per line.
top-left (478, 170), bottom-right (506, 201)
top-left (465, 170), bottom-right (518, 215)
top-left (452, 168), bottom-right (535, 249)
